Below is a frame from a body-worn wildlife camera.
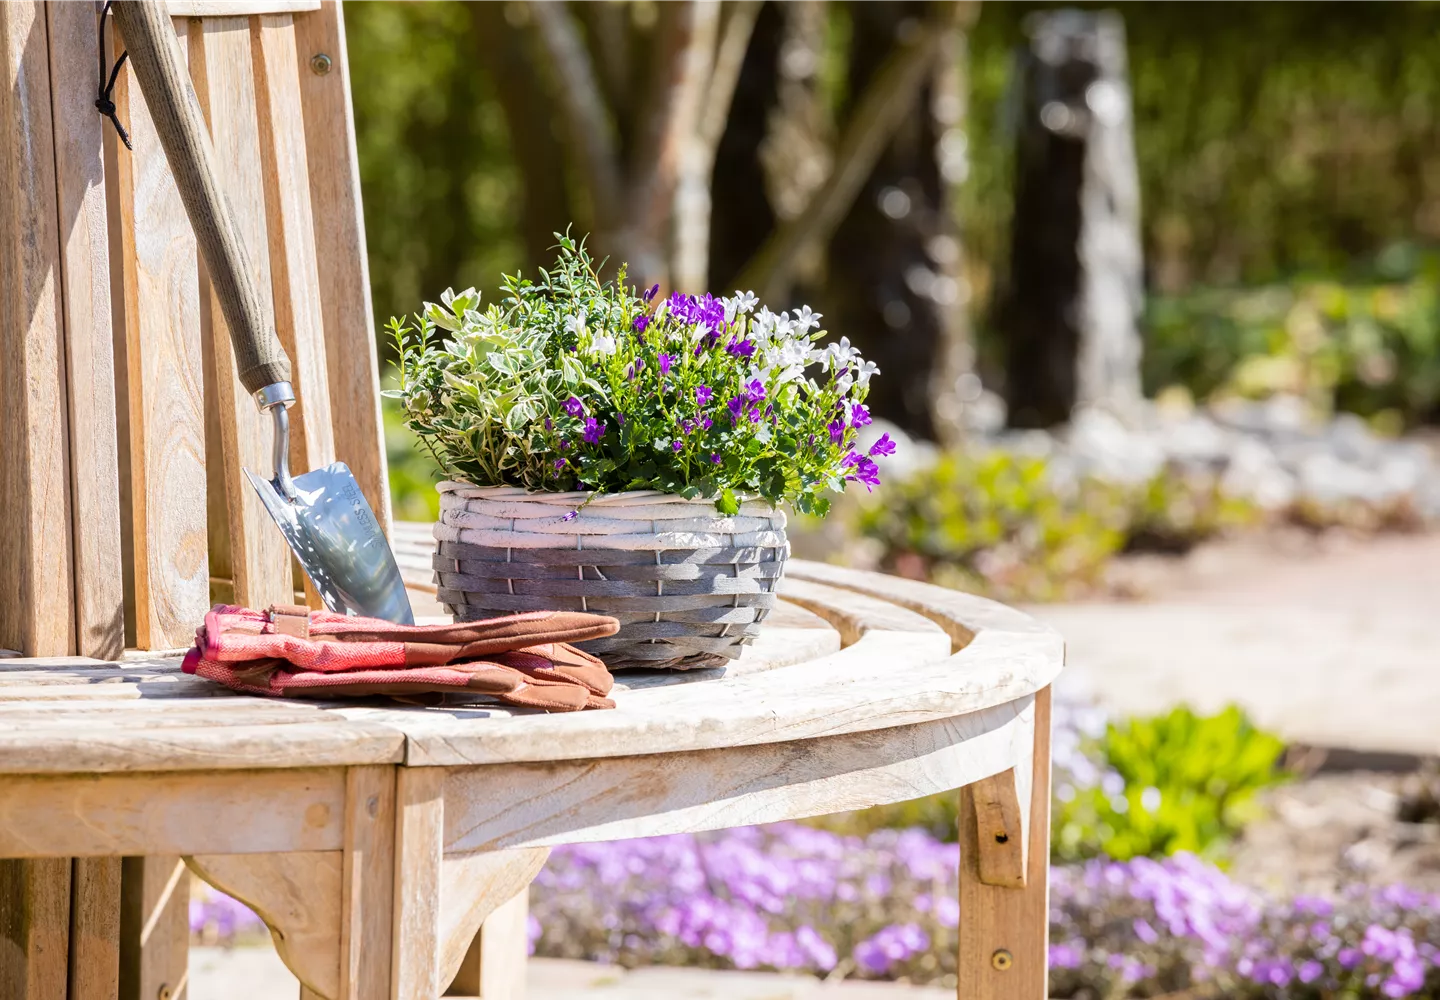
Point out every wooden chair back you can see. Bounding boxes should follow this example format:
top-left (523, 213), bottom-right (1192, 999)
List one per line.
top-left (0, 0), bottom-right (388, 658)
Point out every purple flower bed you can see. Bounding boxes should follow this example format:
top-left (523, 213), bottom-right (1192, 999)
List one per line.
top-left (530, 824), bottom-right (1440, 998)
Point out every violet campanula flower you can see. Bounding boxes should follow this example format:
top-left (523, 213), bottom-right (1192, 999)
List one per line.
top-left (842, 450), bottom-right (881, 490)
top-left (745, 378), bottom-right (766, 403)
top-left (563, 396), bottom-right (584, 418)
top-left (700, 417), bottom-right (713, 430)
top-left (869, 433), bottom-right (896, 457)
top-left (828, 419), bottom-right (845, 444)
top-left (671, 440), bottom-right (683, 453)
top-left (553, 458), bottom-right (566, 471)
top-left (659, 354), bottom-right (673, 376)
top-left (633, 314), bottom-right (650, 334)
top-left (727, 396), bottom-right (745, 422)
top-left (851, 403), bottom-right (871, 427)
top-left (726, 337), bottom-right (756, 359)
top-left (695, 385), bottom-right (713, 406)
top-left (710, 453), bottom-right (721, 464)
top-left (561, 510), bottom-right (578, 522)
top-left (582, 417), bottom-right (606, 444)
top-left (644, 283), bottom-right (660, 302)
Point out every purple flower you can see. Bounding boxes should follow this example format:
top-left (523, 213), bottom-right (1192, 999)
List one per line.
top-left (869, 433), bottom-right (896, 458)
top-left (559, 438), bottom-right (570, 450)
top-left (842, 450), bottom-right (881, 490)
top-left (553, 458), bottom-right (566, 471)
top-left (543, 416), bottom-right (553, 431)
top-left (633, 314), bottom-right (650, 333)
top-left (727, 396), bottom-right (745, 421)
top-left (560, 510), bottom-right (578, 522)
top-left (563, 396), bottom-right (584, 418)
top-left (726, 337), bottom-right (756, 358)
top-left (745, 378), bottom-right (766, 403)
top-left (695, 385), bottom-right (713, 406)
top-left (850, 403), bottom-right (872, 427)
top-left (643, 282), bottom-right (660, 302)
top-left (671, 440), bottom-right (683, 453)
top-left (582, 417), bottom-right (606, 444)
top-left (710, 453), bottom-right (721, 464)
top-left (828, 419), bottom-right (845, 444)
top-left (659, 354), bottom-right (673, 376)
top-left (701, 417), bottom-right (713, 430)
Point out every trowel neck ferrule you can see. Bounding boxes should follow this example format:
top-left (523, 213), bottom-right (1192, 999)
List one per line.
top-left (255, 381), bottom-right (299, 502)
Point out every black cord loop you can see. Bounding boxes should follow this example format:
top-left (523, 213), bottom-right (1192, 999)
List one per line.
top-left (97, 1), bottom-right (132, 150)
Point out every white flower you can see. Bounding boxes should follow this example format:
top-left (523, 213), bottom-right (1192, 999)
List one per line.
top-left (854, 359), bottom-right (880, 387)
top-left (820, 336), bottom-right (858, 373)
top-left (689, 322), bottom-right (709, 344)
top-left (753, 306), bottom-right (780, 339)
top-left (793, 305), bottom-right (821, 333)
top-left (836, 372), bottom-right (855, 394)
top-left (731, 290), bottom-right (758, 315)
top-left (587, 330), bottom-right (616, 357)
top-left (564, 308), bottom-right (588, 338)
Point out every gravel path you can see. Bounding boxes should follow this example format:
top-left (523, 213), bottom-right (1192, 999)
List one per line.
top-left (1029, 531), bottom-right (1440, 756)
top-left (188, 949), bottom-right (949, 1000)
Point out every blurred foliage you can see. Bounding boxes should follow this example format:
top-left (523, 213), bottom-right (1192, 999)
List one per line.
top-left (849, 450), bottom-right (1256, 603)
top-left (1145, 247), bottom-right (1440, 429)
top-left (963, 3), bottom-right (1440, 309)
top-left (814, 705), bottom-right (1289, 865)
top-left (346, 2), bottom-right (524, 349)
top-left (383, 390), bottom-right (443, 524)
top-left (1052, 705), bottom-right (1289, 864)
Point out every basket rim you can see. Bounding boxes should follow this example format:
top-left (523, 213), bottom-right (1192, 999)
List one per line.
top-left (436, 482), bottom-right (770, 508)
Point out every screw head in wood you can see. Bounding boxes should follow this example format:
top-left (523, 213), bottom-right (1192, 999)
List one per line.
top-left (157, 984), bottom-right (174, 1000)
top-left (310, 52), bottom-right (333, 75)
top-left (991, 949), bottom-right (1013, 971)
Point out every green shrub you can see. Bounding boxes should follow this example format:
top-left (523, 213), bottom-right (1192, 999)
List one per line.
top-left (1144, 251), bottom-right (1440, 428)
top-left (849, 450), bottom-right (1255, 603)
top-left (1053, 706), bottom-right (1289, 863)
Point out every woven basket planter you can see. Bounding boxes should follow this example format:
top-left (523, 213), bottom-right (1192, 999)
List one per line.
top-left (431, 483), bottom-right (789, 670)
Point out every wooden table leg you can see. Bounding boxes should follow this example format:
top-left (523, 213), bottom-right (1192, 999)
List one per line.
top-left (445, 890), bottom-right (529, 1000)
top-left (69, 858), bottom-right (122, 1000)
top-left (392, 769), bottom-right (444, 1000)
top-left (0, 858), bottom-right (71, 1000)
top-left (958, 685), bottom-right (1052, 1000)
top-left (119, 857), bottom-right (189, 1000)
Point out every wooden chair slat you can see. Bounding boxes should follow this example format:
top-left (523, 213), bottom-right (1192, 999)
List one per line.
top-left (295, 0), bottom-right (392, 533)
top-left (108, 15), bottom-right (210, 650)
top-left (0, 0), bottom-right (76, 658)
top-left (191, 14), bottom-right (296, 611)
top-left (47, 1), bottom-right (126, 660)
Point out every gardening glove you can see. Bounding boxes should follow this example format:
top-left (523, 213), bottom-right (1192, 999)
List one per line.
top-left (182, 604), bottom-right (619, 712)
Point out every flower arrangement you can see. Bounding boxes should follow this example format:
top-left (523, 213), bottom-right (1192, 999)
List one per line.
top-left (385, 234), bottom-right (889, 517)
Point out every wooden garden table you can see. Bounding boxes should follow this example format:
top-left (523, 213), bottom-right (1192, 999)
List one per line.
top-left (0, 560), bottom-right (1062, 1000)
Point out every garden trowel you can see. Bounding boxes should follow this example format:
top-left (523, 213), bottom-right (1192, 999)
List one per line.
top-left (113, 1), bottom-right (414, 624)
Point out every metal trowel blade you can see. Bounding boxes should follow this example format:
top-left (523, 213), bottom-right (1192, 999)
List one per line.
top-left (245, 461), bottom-right (415, 624)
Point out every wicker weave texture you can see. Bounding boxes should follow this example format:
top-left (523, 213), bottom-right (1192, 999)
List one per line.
top-left (433, 485), bottom-right (789, 670)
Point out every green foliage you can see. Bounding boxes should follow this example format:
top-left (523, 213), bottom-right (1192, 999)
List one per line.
top-left (1145, 250), bottom-right (1440, 428)
top-left (850, 451), bottom-right (1255, 603)
top-left (386, 236), bottom-right (885, 513)
top-left (1052, 706), bottom-right (1289, 863)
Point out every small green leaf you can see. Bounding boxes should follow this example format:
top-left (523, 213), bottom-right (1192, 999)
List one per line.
top-left (717, 488), bottom-right (739, 516)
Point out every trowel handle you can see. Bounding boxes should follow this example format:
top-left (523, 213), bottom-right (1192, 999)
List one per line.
top-left (111, 1), bottom-right (292, 399)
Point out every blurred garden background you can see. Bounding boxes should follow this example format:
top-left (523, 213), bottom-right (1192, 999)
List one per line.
top-left (193, 2), bottom-right (1440, 997)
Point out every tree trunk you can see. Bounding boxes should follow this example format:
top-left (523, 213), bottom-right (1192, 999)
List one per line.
top-left (824, 1), bottom-right (958, 440)
top-left (709, 1), bottom-right (783, 292)
top-left (470, 3), bottom-right (574, 270)
top-left (999, 9), bottom-right (1143, 429)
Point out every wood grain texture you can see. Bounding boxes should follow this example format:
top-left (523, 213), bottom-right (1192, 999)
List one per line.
top-left (392, 767), bottom-right (443, 1000)
top-left (293, 0), bottom-right (390, 533)
top-left (0, 768), bottom-right (348, 858)
top-left (441, 702), bottom-right (1032, 853)
top-left (958, 684), bottom-right (1052, 1000)
top-left (186, 851), bottom-right (340, 998)
top-left (68, 857), bottom-right (122, 1000)
top-left (252, 13), bottom-right (335, 484)
top-left (118, 856), bottom-right (188, 1000)
top-left (340, 765), bottom-right (394, 1000)
top-left (0, 858), bottom-right (71, 1000)
top-left (967, 768), bottom-right (1027, 888)
top-left (189, 14), bottom-right (294, 612)
top-left (0, 0), bottom-right (75, 657)
top-left (46, 0), bottom-right (125, 660)
top-left (446, 890), bottom-right (530, 1000)
top-left (109, 15), bottom-right (210, 650)
top-left (437, 850), bottom-right (548, 993)
top-left (167, 1), bottom-right (320, 13)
